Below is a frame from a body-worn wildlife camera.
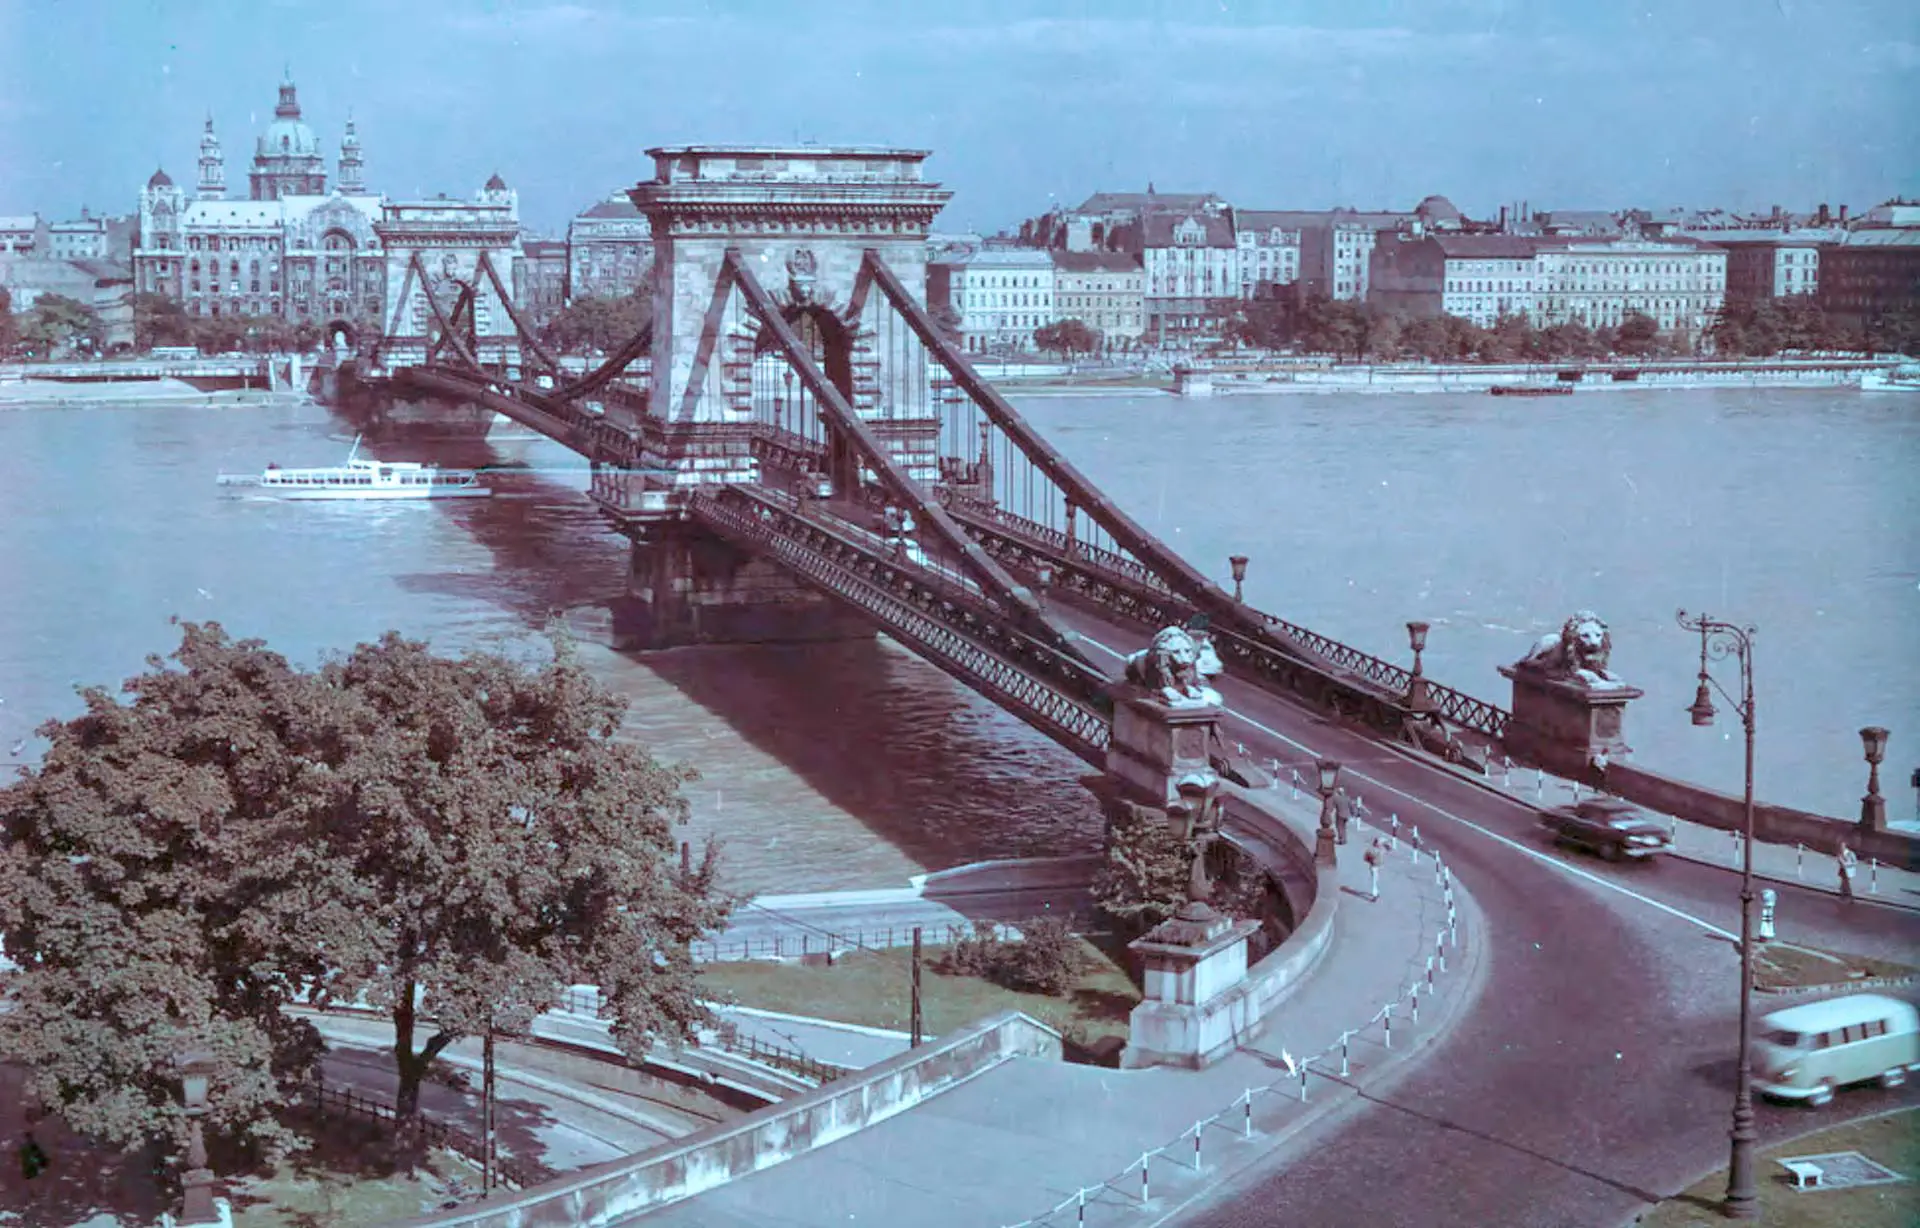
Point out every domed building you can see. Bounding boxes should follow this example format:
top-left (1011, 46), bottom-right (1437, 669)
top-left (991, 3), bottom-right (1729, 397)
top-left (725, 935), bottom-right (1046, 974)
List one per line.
top-left (251, 76), bottom-right (327, 199)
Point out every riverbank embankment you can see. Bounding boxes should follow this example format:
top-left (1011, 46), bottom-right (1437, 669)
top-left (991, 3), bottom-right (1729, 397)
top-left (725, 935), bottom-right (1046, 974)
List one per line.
top-left (0, 377), bottom-right (302, 408)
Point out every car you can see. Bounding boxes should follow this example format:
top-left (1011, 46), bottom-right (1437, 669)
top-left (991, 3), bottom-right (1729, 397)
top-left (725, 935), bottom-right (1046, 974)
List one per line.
top-left (1537, 796), bottom-right (1671, 861)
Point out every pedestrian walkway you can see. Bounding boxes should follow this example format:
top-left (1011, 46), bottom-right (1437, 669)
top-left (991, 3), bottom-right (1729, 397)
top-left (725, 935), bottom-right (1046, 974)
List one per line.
top-left (637, 819), bottom-right (1484, 1227)
top-left (1481, 758), bottom-right (1920, 907)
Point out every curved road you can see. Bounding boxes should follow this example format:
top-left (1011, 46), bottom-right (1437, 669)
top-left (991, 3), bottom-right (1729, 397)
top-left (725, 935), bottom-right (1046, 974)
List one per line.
top-left (1047, 603), bottom-right (1920, 1226)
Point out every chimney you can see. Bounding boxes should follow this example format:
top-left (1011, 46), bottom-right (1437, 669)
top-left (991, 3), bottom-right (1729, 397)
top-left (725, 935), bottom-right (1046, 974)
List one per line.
top-left (1522, 200), bottom-right (1530, 221)
top-left (1499, 204), bottom-right (1509, 230)
top-left (1839, 204), bottom-right (1849, 224)
top-left (1816, 203), bottom-right (1830, 225)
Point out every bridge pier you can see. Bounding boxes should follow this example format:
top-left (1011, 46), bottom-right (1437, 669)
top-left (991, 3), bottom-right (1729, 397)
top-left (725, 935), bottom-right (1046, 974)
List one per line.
top-left (611, 523), bottom-right (871, 651)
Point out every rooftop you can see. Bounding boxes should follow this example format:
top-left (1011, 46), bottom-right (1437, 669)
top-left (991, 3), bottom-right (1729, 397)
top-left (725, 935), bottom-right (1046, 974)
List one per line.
top-left (1049, 250), bottom-right (1142, 273)
top-left (646, 144), bottom-right (931, 159)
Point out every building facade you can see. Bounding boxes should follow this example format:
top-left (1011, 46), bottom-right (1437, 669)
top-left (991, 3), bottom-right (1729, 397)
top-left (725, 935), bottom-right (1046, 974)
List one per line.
top-left (566, 193), bottom-right (653, 301)
top-left (516, 237), bottom-right (569, 328)
top-left (1135, 212), bottom-right (1238, 338)
top-left (1819, 226), bottom-right (1920, 329)
top-left (0, 215), bottom-right (44, 254)
top-left (1231, 211), bottom-right (1302, 298)
top-left (46, 212), bottom-right (111, 260)
top-left (1370, 233), bottom-right (1729, 344)
top-left (133, 78), bottom-right (388, 333)
top-left (931, 248), bottom-right (1056, 353)
top-left (1048, 250), bottom-right (1144, 345)
top-left (1709, 234), bottom-right (1830, 303)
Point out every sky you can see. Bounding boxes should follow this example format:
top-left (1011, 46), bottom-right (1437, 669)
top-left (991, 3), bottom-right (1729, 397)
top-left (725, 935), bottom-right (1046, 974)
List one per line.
top-left (1, 0), bottom-right (1916, 236)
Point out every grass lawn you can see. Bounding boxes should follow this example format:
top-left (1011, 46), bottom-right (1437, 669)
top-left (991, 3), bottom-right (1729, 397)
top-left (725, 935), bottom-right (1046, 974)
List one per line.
top-left (698, 937), bottom-right (1142, 1053)
top-left (1637, 1108), bottom-right (1917, 1227)
top-left (1755, 943), bottom-right (1920, 992)
top-left (226, 1111), bottom-right (488, 1227)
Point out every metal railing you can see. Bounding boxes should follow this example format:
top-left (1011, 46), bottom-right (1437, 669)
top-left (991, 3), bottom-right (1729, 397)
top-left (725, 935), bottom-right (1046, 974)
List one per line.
top-left (301, 1076), bottom-right (552, 1192)
top-left (691, 920), bottom-right (1024, 964)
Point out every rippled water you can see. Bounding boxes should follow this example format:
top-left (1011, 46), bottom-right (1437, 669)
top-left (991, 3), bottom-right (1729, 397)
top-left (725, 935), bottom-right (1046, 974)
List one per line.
top-left (1, 385), bottom-right (1913, 895)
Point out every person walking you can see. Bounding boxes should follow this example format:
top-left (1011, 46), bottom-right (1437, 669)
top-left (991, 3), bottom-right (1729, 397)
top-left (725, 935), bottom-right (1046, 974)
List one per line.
top-left (1837, 840), bottom-right (1859, 901)
top-left (1364, 838), bottom-right (1384, 901)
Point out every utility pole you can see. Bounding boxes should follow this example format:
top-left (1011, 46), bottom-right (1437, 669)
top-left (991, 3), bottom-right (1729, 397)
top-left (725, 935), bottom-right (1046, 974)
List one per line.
top-left (910, 926), bottom-right (924, 1048)
top-left (482, 1025), bottom-right (496, 1196)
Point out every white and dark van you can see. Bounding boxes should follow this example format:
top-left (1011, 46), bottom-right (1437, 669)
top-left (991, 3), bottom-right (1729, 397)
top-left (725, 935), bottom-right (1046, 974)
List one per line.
top-left (1750, 993), bottom-right (1919, 1106)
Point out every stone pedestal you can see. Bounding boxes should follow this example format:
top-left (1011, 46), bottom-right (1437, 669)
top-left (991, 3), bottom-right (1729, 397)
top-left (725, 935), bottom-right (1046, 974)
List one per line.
top-left (611, 524), bottom-right (871, 650)
top-left (1498, 665), bottom-right (1643, 773)
top-left (1121, 905), bottom-right (1261, 1070)
top-left (1105, 693), bottom-right (1221, 808)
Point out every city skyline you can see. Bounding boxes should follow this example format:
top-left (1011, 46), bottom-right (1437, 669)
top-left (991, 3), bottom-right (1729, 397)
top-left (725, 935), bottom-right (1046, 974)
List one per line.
top-left (1, 0), bottom-right (1916, 235)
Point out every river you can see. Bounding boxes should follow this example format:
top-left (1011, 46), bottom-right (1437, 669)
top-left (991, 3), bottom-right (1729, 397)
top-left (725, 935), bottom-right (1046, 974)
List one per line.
top-left (0, 384), bottom-right (1913, 893)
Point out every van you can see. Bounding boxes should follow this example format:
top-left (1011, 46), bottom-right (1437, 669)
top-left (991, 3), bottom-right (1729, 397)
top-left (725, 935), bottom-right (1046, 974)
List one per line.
top-left (1750, 993), bottom-right (1919, 1106)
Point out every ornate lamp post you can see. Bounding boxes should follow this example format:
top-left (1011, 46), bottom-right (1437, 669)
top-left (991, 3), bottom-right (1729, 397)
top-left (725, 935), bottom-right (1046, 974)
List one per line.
top-left (1859, 726), bottom-right (1890, 832)
top-left (176, 1049), bottom-right (220, 1224)
top-left (1313, 757), bottom-right (1342, 866)
top-left (1676, 608), bottom-right (1760, 1221)
top-left (1229, 555), bottom-right (1249, 603)
top-left (1406, 620), bottom-right (1433, 714)
top-left (1035, 563), bottom-right (1054, 608)
top-left (1167, 771), bottom-right (1225, 911)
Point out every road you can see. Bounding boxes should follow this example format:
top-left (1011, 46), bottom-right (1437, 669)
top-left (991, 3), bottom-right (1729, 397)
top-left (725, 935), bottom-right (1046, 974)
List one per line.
top-left (1043, 600), bottom-right (1920, 1226)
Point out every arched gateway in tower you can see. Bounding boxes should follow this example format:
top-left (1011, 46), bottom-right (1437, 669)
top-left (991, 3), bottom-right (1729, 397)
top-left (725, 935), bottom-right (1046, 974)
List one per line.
top-left (627, 145), bottom-right (952, 494)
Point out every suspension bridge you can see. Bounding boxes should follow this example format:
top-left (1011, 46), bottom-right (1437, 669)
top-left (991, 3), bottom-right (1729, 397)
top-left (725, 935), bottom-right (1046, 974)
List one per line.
top-left (350, 144), bottom-right (1509, 775)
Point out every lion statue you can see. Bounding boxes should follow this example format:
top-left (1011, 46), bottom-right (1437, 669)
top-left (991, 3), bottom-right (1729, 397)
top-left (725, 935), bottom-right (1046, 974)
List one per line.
top-left (1125, 625), bottom-right (1223, 708)
top-left (1514, 610), bottom-right (1622, 688)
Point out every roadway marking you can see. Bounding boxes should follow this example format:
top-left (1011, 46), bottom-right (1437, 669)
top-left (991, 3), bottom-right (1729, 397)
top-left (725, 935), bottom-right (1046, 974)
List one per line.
top-left (1074, 631), bottom-right (1738, 942)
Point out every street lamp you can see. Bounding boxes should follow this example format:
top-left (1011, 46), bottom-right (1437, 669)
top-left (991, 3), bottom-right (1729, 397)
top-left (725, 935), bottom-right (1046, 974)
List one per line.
top-left (1676, 608), bottom-right (1760, 1221)
top-left (176, 1049), bottom-right (220, 1225)
top-left (1313, 757), bottom-right (1342, 867)
top-left (1035, 563), bottom-right (1054, 607)
top-left (1167, 771), bottom-right (1224, 911)
top-left (1229, 555), bottom-right (1249, 603)
top-left (1406, 620), bottom-right (1433, 714)
top-left (1859, 726), bottom-right (1890, 832)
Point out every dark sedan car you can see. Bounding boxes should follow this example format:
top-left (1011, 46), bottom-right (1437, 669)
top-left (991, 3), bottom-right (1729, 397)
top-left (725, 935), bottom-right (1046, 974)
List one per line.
top-left (1538, 797), bottom-right (1673, 861)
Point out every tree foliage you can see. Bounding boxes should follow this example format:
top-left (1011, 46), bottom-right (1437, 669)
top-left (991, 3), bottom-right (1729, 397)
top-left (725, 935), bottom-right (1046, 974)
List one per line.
top-left (1091, 801), bottom-right (1193, 932)
top-left (15, 293), bottom-right (102, 357)
top-left (1033, 318), bottom-right (1101, 358)
top-left (1222, 293), bottom-right (1704, 361)
top-left (934, 916), bottom-right (1087, 997)
top-left (0, 284), bottom-right (15, 355)
top-left (0, 620), bottom-right (728, 1150)
top-left (541, 292), bottom-right (653, 354)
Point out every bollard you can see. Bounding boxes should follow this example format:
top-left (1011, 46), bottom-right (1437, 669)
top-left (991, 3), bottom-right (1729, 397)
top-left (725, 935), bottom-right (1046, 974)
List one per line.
top-left (1438, 930), bottom-right (1448, 973)
top-left (1411, 984), bottom-right (1420, 1023)
top-left (1536, 767), bottom-right (1545, 797)
top-left (1340, 1030), bottom-right (1351, 1076)
top-left (1426, 954), bottom-right (1435, 992)
top-left (1193, 1120), bottom-right (1204, 1171)
top-left (1411, 826), bottom-right (1422, 864)
top-left (1299, 1061), bottom-right (1309, 1101)
top-left (1871, 859), bottom-right (1879, 894)
top-left (1383, 1003), bottom-right (1394, 1048)
top-left (1078, 1188), bottom-right (1087, 1226)
top-left (1243, 1089), bottom-right (1254, 1138)
top-left (1796, 843), bottom-right (1804, 879)
top-left (1502, 755), bottom-right (1513, 786)
top-left (1140, 1153), bottom-right (1151, 1204)
top-left (1389, 813), bottom-right (1400, 851)
top-left (1290, 770), bottom-right (1302, 800)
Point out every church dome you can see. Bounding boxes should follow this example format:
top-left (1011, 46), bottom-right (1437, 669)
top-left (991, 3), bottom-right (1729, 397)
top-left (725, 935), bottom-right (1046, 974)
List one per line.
top-left (257, 78), bottom-right (320, 159)
top-left (148, 167), bottom-right (174, 188)
top-left (1415, 194), bottom-right (1463, 222)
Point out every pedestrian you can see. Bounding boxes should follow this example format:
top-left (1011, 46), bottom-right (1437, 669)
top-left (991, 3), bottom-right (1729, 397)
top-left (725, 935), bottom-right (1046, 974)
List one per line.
top-left (19, 1131), bottom-right (49, 1182)
top-left (1837, 840), bottom-right (1858, 901)
top-left (1364, 839), bottom-right (1384, 901)
top-left (1334, 789), bottom-right (1353, 845)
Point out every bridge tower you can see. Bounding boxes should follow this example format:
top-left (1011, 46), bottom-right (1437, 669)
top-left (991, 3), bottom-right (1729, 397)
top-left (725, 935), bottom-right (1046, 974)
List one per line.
top-left (375, 192), bottom-right (524, 372)
top-left (606, 145), bottom-right (953, 648)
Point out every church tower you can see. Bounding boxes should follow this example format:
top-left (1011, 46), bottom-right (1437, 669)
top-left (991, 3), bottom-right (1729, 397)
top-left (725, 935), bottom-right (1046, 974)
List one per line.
top-left (338, 116), bottom-right (365, 193)
top-left (250, 74), bottom-right (326, 199)
top-left (196, 114), bottom-right (226, 199)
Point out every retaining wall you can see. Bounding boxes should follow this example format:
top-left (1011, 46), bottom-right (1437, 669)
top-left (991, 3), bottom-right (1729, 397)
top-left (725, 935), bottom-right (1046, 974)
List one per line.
top-left (381, 1010), bottom-right (1063, 1227)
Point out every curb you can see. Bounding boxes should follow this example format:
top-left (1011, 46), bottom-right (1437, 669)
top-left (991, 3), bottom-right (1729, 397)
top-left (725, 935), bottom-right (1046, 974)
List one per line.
top-left (716, 1004), bottom-right (919, 1043)
top-left (1755, 972), bottom-right (1920, 999)
top-left (1610, 1103), bottom-right (1920, 1228)
top-left (1380, 741), bottom-right (1920, 916)
top-left (1139, 865), bottom-right (1493, 1228)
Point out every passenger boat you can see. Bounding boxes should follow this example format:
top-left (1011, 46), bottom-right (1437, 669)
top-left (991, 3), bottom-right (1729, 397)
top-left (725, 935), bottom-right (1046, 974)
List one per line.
top-left (1488, 384), bottom-right (1574, 397)
top-left (1859, 364), bottom-right (1920, 392)
top-left (217, 437), bottom-right (492, 500)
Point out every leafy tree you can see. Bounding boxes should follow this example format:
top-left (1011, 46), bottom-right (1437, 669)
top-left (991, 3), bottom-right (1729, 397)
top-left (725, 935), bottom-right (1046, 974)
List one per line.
top-left (131, 292), bottom-right (195, 351)
top-left (1002, 916), bottom-right (1087, 995)
top-left (17, 293), bottom-right (101, 356)
top-left (542, 292), bottom-right (653, 354)
top-left (0, 284), bottom-right (15, 355)
top-left (1614, 309), bottom-right (1662, 357)
top-left (0, 623), bottom-right (334, 1157)
top-left (302, 630), bottom-right (729, 1118)
top-left (1091, 800), bottom-right (1192, 933)
top-left (1033, 318), bottom-right (1101, 358)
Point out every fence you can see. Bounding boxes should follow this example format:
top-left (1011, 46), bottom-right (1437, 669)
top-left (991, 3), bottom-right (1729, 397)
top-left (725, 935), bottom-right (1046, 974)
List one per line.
top-left (302, 1076), bottom-right (552, 1192)
top-left (548, 987), bottom-right (845, 1087)
top-left (691, 920), bottom-right (1024, 964)
top-left (996, 841), bottom-right (1464, 1228)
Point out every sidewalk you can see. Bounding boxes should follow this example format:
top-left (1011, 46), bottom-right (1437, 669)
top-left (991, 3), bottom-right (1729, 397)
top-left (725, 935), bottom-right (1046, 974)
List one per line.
top-left (1478, 758), bottom-right (1920, 908)
top-left (639, 820), bottom-right (1486, 1227)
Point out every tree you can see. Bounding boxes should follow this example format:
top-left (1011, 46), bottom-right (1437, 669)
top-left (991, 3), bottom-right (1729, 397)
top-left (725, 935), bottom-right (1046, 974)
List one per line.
top-left (542, 292), bottom-right (652, 354)
top-left (1615, 309), bottom-right (1661, 357)
top-left (17, 293), bottom-right (101, 357)
top-left (0, 285), bottom-right (15, 356)
top-left (1091, 801), bottom-right (1192, 933)
top-left (0, 623), bottom-right (335, 1157)
top-left (131, 293), bottom-right (195, 351)
top-left (1033, 318), bottom-right (1100, 358)
top-left (302, 629), bottom-right (729, 1118)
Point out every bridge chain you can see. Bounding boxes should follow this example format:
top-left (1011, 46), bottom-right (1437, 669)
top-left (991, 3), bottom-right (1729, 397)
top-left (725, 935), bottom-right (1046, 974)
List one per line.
top-left (690, 486), bottom-right (1113, 764)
